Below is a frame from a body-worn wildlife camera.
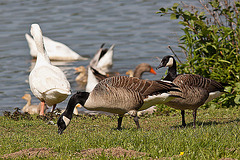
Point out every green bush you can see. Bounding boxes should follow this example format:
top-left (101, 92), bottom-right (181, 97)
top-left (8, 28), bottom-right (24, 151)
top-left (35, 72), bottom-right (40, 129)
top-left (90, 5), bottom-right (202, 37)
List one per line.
top-left (157, 0), bottom-right (240, 108)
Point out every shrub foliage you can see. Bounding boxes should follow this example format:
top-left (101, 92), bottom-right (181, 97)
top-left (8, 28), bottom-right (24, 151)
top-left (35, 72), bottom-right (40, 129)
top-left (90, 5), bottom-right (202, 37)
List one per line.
top-left (157, 0), bottom-right (240, 108)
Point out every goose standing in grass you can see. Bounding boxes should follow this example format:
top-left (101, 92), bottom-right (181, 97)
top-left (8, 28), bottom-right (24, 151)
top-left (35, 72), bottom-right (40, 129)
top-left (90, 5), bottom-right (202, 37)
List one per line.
top-left (25, 33), bottom-right (88, 61)
top-left (29, 24), bottom-right (71, 116)
top-left (57, 76), bottom-right (182, 134)
top-left (22, 94), bottom-right (48, 115)
top-left (157, 55), bottom-right (227, 127)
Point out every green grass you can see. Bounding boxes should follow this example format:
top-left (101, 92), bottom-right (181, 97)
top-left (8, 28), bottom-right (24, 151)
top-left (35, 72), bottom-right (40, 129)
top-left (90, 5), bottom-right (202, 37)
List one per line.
top-left (0, 108), bottom-right (240, 159)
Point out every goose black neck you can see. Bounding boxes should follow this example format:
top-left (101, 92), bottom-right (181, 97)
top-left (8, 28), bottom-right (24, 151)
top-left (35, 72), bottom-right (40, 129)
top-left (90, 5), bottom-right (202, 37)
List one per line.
top-left (164, 62), bottom-right (177, 81)
top-left (64, 92), bottom-right (90, 119)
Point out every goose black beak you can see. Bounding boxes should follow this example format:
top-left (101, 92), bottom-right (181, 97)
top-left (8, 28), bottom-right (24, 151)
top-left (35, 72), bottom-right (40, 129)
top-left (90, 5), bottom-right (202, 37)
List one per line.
top-left (156, 63), bottom-right (164, 70)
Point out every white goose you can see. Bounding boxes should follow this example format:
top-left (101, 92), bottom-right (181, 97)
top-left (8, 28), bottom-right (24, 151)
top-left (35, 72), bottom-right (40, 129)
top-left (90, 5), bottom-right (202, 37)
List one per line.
top-left (90, 43), bottom-right (115, 72)
top-left (85, 67), bottom-right (108, 92)
top-left (25, 33), bottom-right (88, 61)
top-left (29, 24), bottom-right (71, 116)
top-left (57, 76), bottom-right (182, 134)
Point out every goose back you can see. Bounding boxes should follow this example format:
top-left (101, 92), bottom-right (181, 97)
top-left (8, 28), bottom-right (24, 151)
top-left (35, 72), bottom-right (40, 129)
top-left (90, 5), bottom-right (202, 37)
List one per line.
top-left (84, 76), bottom-right (178, 114)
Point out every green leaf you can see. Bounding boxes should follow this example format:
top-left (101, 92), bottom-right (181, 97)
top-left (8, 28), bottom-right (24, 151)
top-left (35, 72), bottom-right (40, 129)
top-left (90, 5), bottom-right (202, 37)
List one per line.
top-left (173, 3), bottom-right (179, 8)
top-left (219, 59), bottom-right (231, 64)
top-left (234, 95), bottom-right (240, 104)
top-left (170, 13), bottom-right (177, 20)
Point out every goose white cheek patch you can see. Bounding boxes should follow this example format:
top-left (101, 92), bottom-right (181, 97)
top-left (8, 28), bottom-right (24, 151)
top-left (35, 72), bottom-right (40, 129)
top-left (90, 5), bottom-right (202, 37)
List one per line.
top-left (63, 116), bottom-right (71, 126)
top-left (166, 57), bottom-right (174, 67)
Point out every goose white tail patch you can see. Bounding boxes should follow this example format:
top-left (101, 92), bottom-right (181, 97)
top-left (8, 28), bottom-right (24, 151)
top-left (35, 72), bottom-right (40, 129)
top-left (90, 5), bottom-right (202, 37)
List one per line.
top-left (63, 116), bottom-right (71, 126)
top-left (205, 91), bottom-right (223, 103)
top-left (140, 93), bottom-right (177, 111)
top-left (166, 57), bottom-right (174, 67)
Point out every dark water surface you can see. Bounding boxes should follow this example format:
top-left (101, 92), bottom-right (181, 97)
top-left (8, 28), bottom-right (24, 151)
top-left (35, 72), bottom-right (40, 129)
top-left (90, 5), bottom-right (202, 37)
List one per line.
top-left (0, 0), bottom-right (198, 114)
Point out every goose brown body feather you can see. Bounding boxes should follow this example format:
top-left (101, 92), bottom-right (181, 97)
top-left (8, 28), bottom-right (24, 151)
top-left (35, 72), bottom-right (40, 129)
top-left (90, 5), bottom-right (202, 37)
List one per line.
top-left (85, 76), bottom-right (175, 114)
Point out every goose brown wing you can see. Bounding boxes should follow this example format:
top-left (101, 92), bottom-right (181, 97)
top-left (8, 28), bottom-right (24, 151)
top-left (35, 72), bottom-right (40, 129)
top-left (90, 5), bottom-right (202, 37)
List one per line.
top-left (90, 67), bottom-right (108, 82)
top-left (98, 76), bottom-right (176, 98)
top-left (174, 74), bottom-right (225, 92)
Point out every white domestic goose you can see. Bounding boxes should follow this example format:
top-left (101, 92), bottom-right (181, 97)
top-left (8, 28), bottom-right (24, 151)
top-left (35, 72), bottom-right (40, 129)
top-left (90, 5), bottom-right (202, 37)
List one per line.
top-left (90, 43), bottom-right (115, 72)
top-left (57, 76), bottom-right (182, 134)
top-left (29, 24), bottom-right (71, 116)
top-left (157, 55), bottom-right (227, 127)
top-left (85, 67), bottom-right (108, 92)
top-left (25, 33), bottom-right (88, 61)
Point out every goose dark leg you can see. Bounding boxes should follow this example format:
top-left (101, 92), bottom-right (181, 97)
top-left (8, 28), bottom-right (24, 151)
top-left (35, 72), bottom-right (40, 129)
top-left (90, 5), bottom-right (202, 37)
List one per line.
top-left (192, 109), bottom-right (197, 128)
top-left (117, 115), bottom-right (123, 130)
top-left (181, 110), bottom-right (186, 127)
top-left (133, 116), bottom-right (140, 129)
top-left (51, 104), bottom-right (57, 113)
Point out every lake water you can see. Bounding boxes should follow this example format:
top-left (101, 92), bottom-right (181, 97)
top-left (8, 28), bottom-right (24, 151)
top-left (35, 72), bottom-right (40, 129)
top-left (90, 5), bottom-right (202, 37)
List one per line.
top-left (0, 0), bottom-right (198, 114)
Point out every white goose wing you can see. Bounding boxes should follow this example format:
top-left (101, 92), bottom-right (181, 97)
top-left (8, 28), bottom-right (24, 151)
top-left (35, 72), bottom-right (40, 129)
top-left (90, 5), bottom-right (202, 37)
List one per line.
top-left (29, 65), bottom-right (71, 96)
top-left (25, 33), bottom-right (87, 61)
top-left (43, 36), bottom-right (87, 61)
top-left (96, 44), bottom-right (114, 72)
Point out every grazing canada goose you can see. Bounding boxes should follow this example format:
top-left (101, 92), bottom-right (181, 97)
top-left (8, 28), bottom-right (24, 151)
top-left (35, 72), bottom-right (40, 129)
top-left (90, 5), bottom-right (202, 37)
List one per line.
top-left (57, 76), bottom-right (182, 134)
top-left (25, 33), bottom-right (88, 61)
top-left (125, 63), bottom-right (156, 78)
top-left (157, 55), bottom-right (227, 127)
top-left (22, 94), bottom-right (48, 114)
top-left (29, 24), bottom-right (71, 116)
top-left (90, 43), bottom-right (115, 72)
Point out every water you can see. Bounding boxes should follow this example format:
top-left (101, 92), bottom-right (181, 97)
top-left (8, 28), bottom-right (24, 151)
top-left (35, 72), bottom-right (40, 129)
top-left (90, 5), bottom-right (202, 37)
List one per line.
top-left (0, 0), bottom-right (198, 114)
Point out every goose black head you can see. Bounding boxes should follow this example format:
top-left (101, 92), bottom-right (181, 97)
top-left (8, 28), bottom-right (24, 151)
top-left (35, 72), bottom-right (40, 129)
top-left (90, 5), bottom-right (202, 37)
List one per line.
top-left (57, 92), bottom-right (89, 135)
top-left (156, 55), bottom-right (175, 69)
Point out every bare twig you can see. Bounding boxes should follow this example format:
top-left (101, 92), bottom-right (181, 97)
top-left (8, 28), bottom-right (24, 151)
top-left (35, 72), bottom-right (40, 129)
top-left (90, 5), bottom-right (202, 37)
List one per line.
top-left (168, 45), bottom-right (183, 64)
top-left (199, 0), bottom-right (222, 26)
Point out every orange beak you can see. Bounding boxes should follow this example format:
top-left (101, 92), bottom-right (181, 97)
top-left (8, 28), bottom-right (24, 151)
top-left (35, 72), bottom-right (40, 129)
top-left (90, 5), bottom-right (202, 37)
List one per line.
top-left (150, 67), bottom-right (157, 75)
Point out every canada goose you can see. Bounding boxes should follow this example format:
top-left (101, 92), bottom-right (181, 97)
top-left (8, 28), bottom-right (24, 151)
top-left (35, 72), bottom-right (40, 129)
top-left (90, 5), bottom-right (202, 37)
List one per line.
top-left (29, 24), bottom-right (71, 116)
top-left (22, 94), bottom-right (47, 114)
top-left (90, 43), bottom-right (115, 72)
top-left (157, 55), bottom-right (226, 127)
top-left (57, 76), bottom-right (182, 134)
top-left (25, 34), bottom-right (88, 61)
